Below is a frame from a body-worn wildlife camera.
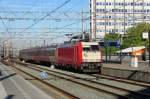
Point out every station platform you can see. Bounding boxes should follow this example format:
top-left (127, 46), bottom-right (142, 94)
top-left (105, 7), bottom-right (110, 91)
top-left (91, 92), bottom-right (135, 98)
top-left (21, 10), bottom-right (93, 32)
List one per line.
top-left (102, 61), bottom-right (150, 83)
top-left (0, 62), bottom-right (53, 99)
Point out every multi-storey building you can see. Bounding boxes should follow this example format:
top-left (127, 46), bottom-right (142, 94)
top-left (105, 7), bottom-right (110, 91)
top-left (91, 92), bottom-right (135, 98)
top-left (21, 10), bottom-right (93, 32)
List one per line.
top-left (90, 0), bottom-right (150, 39)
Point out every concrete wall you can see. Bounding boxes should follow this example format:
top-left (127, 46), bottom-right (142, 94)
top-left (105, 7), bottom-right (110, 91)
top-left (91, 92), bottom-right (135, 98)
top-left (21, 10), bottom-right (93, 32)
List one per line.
top-left (102, 67), bottom-right (150, 83)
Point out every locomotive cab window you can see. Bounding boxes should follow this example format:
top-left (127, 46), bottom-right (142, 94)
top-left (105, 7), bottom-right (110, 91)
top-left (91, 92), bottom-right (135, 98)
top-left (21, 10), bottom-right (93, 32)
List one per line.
top-left (83, 47), bottom-right (90, 52)
top-left (91, 45), bottom-right (99, 51)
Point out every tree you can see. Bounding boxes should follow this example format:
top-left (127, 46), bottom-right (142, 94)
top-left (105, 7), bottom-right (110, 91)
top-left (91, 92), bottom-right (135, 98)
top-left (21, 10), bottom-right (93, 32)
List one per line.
top-left (122, 22), bottom-right (150, 48)
top-left (102, 22), bottom-right (150, 54)
top-left (104, 34), bottom-right (119, 41)
top-left (103, 34), bottom-right (120, 54)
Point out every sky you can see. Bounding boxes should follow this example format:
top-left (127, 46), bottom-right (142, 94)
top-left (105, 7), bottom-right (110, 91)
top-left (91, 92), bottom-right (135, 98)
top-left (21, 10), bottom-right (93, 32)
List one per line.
top-left (0, 0), bottom-right (90, 50)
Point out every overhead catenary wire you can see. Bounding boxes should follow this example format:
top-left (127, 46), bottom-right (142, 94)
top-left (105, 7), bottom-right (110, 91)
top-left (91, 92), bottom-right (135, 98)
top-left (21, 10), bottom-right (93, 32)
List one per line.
top-left (0, 1), bottom-right (99, 42)
top-left (0, 0), bottom-right (89, 38)
top-left (39, 15), bottom-right (90, 40)
top-left (0, 11), bottom-right (90, 41)
top-left (21, 0), bottom-right (72, 33)
top-left (0, 15), bottom-right (9, 33)
top-left (22, 0), bottom-right (39, 17)
top-left (0, 0), bottom-right (10, 34)
top-left (13, 15), bottom-right (90, 40)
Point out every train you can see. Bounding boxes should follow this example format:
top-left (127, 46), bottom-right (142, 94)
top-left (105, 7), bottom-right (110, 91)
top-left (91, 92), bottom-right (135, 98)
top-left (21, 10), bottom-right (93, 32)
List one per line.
top-left (19, 41), bottom-right (102, 72)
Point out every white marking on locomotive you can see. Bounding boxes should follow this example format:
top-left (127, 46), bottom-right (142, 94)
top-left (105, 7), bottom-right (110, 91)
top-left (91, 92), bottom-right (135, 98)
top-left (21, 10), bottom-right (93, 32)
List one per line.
top-left (82, 42), bottom-right (101, 63)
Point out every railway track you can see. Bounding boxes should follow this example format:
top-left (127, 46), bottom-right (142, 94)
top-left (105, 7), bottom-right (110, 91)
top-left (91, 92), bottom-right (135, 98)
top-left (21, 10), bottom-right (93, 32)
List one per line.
top-left (90, 74), bottom-right (150, 88)
top-left (10, 60), bottom-right (150, 99)
top-left (2, 61), bottom-right (79, 99)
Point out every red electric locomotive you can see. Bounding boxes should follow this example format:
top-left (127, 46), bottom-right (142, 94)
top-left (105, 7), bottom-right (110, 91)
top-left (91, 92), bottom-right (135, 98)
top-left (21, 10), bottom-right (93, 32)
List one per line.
top-left (57, 41), bottom-right (102, 72)
top-left (19, 41), bottom-right (102, 72)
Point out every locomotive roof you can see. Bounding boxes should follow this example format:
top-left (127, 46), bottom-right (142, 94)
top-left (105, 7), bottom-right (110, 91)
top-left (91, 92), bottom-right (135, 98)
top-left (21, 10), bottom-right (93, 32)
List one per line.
top-left (58, 41), bottom-right (99, 48)
top-left (81, 42), bottom-right (99, 45)
top-left (20, 45), bottom-right (58, 52)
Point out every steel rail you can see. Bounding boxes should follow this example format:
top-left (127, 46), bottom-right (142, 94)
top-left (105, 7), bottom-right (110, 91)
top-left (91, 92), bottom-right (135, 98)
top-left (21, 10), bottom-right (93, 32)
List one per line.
top-left (2, 61), bottom-right (79, 99)
top-left (28, 65), bottom-right (150, 99)
top-left (11, 60), bottom-right (130, 99)
top-left (91, 74), bottom-right (150, 88)
top-left (13, 60), bottom-right (150, 99)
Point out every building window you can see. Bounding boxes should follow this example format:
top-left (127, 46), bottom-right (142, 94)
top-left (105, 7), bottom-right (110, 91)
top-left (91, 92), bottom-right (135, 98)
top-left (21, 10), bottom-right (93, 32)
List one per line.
top-left (109, 16), bottom-right (111, 19)
top-left (146, 9), bottom-right (150, 13)
top-left (140, 2), bottom-right (143, 6)
top-left (96, 9), bottom-right (99, 12)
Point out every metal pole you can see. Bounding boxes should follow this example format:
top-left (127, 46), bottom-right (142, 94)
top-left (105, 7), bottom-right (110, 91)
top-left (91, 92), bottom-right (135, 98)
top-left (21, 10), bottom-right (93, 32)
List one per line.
top-left (89, 0), bottom-right (92, 41)
top-left (105, 41), bottom-right (108, 63)
top-left (30, 40), bottom-right (31, 48)
top-left (105, 0), bottom-right (106, 35)
top-left (120, 34), bottom-right (122, 64)
top-left (82, 9), bottom-right (85, 40)
top-left (114, 0), bottom-right (116, 34)
top-left (148, 30), bottom-right (150, 64)
top-left (94, 0), bottom-right (96, 40)
top-left (3, 42), bottom-right (4, 59)
top-left (43, 39), bottom-right (45, 46)
top-left (109, 47), bottom-right (111, 59)
top-left (90, 0), bottom-right (96, 41)
top-left (124, 0), bottom-right (126, 35)
top-left (133, 0), bottom-right (135, 27)
top-left (142, 0), bottom-right (144, 23)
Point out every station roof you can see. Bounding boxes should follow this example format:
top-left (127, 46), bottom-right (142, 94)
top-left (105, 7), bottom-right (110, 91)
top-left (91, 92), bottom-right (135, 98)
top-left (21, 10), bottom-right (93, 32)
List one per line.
top-left (117, 46), bottom-right (146, 54)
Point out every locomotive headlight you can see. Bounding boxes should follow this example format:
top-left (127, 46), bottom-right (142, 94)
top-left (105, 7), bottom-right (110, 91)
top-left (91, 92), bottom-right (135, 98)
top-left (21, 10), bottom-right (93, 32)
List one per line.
top-left (96, 59), bottom-right (100, 61)
top-left (84, 53), bottom-right (88, 57)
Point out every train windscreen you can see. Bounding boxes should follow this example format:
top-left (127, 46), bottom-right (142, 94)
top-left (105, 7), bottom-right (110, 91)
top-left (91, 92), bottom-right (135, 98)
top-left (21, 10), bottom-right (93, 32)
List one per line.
top-left (83, 47), bottom-right (90, 52)
top-left (83, 45), bottom-right (99, 52)
top-left (91, 45), bottom-right (99, 51)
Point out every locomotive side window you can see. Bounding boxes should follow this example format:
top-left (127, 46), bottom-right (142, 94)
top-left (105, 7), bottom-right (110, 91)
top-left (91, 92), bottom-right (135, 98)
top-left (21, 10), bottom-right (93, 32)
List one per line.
top-left (91, 45), bottom-right (99, 51)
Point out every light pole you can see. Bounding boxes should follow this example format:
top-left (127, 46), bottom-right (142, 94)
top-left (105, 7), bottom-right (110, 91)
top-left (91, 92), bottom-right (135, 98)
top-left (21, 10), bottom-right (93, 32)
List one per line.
top-left (142, 31), bottom-right (150, 65)
top-left (148, 30), bottom-right (150, 64)
top-left (2, 38), bottom-right (14, 59)
top-left (105, 41), bottom-right (108, 64)
top-left (2, 40), bottom-right (9, 59)
top-left (119, 34), bottom-right (122, 64)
